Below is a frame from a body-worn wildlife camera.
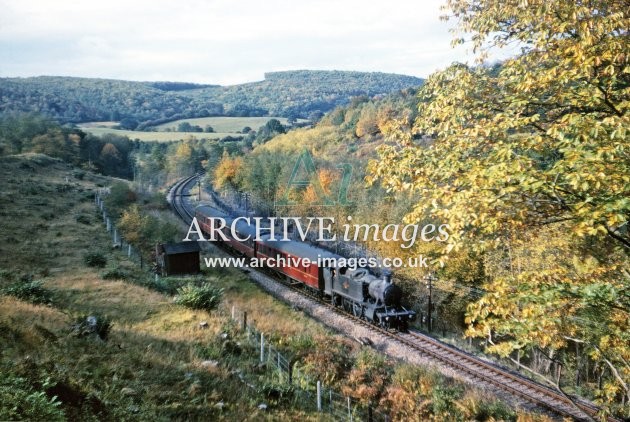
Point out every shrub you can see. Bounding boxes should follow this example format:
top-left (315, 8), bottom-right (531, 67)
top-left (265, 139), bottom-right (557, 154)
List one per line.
top-left (175, 283), bottom-right (224, 313)
top-left (432, 385), bottom-right (463, 417)
top-left (0, 268), bottom-right (18, 281)
top-left (75, 214), bottom-right (91, 224)
top-left (100, 266), bottom-right (130, 281)
top-left (149, 276), bottom-right (190, 295)
top-left (472, 400), bottom-right (516, 421)
top-left (71, 314), bottom-right (112, 340)
top-left (0, 375), bottom-right (64, 421)
top-left (83, 252), bottom-right (107, 268)
top-left (2, 280), bottom-right (53, 305)
top-left (258, 381), bottom-right (294, 404)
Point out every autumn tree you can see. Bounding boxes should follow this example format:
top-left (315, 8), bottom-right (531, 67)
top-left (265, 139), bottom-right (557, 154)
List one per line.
top-left (213, 150), bottom-right (245, 191)
top-left (99, 142), bottom-right (122, 171)
top-left (118, 204), bottom-right (178, 253)
top-left (167, 141), bottom-right (194, 178)
top-left (369, 0), bottom-right (629, 412)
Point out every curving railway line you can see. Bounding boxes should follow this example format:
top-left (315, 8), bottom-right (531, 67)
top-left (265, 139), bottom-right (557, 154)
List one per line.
top-left (169, 175), bottom-right (618, 422)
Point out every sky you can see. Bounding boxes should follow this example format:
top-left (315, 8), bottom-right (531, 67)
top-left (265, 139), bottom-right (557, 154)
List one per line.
top-left (0, 0), bottom-right (499, 85)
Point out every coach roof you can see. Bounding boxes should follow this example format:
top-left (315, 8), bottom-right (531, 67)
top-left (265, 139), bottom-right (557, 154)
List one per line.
top-left (260, 236), bottom-right (343, 263)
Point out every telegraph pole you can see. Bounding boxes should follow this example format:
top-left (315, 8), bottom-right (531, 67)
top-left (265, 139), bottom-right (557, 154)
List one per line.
top-left (197, 173), bottom-right (201, 201)
top-left (425, 273), bottom-right (436, 332)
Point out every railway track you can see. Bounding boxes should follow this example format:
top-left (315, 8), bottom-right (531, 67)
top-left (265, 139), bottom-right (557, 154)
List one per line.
top-left (170, 176), bottom-right (617, 422)
top-left (167, 174), bottom-right (198, 223)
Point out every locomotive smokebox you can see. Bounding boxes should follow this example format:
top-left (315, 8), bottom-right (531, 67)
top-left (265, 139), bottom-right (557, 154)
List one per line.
top-left (368, 272), bottom-right (402, 307)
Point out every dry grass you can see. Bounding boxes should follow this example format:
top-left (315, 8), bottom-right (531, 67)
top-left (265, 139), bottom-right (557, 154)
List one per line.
top-left (0, 153), bottom-right (547, 421)
top-left (0, 154), bottom-right (326, 420)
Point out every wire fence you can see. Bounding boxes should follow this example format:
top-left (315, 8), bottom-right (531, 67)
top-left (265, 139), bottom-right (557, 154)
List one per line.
top-left (205, 187), bottom-right (560, 384)
top-left (94, 191), bottom-right (151, 271)
top-left (226, 303), bottom-right (391, 422)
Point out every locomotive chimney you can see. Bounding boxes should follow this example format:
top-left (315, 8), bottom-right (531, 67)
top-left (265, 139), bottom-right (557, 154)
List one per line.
top-left (383, 271), bottom-right (392, 284)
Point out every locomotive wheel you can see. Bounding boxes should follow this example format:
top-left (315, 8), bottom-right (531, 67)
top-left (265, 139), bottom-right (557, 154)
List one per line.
top-left (352, 303), bottom-right (363, 318)
top-left (343, 299), bottom-right (353, 313)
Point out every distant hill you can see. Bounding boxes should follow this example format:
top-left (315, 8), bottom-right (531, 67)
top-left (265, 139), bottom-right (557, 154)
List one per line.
top-left (0, 71), bottom-right (423, 127)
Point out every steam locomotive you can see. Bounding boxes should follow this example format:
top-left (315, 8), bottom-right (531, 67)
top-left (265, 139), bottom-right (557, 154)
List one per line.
top-left (195, 205), bottom-right (416, 330)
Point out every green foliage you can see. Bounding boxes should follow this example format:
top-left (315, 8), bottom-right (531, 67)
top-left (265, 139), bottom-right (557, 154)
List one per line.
top-left (0, 375), bottom-right (64, 421)
top-left (100, 266), bottom-right (131, 281)
top-left (175, 283), bottom-right (224, 313)
top-left (254, 118), bottom-right (285, 145)
top-left (147, 276), bottom-right (193, 295)
top-left (177, 121), bottom-right (204, 132)
top-left (472, 400), bottom-right (516, 422)
top-left (117, 203), bottom-right (178, 255)
top-left (368, 0), bottom-right (630, 411)
top-left (83, 251), bottom-right (107, 268)
top-left (0, 114), bottom-right (134, 178)
top-left (75, 213), bottom-right (91, 224)
top-left (72, 314), bottom-right (112, 340)
top-left (104, 182), bottom-right (136, 217)
top-left (431, 385), bottom-right (463, 417)
top-left (2, 280), bottom-right (53, 305)
top-left (0, 71), bottom-right (423, 126)
top-left (258, 381), bottom-right (294, 405)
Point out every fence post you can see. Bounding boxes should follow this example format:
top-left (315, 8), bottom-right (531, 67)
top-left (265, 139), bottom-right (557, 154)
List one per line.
top-left (330, 390), bottom-right (333, 413)
top-left (242, 311), bottom-right (247, 332)
top-left (113, 229), bottom-right (118, 244)
top-left (155, 273), bottom-right (158, 282)
top-left (277, 352), bottom-right (280, 371)
top-left (260, 333), bottom-right (265, 363)
top-left (317, 381), bottom-right (322, 412)
top-left (348, 397), bottom-right (352, 421)
top-left (128, 244), bottom-right (132, 257)
top-left (231, 305), bottom-right (235, 320)
top-left (106, 218), bottom-right (111, 231)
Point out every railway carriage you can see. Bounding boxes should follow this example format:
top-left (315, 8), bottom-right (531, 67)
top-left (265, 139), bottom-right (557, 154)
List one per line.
top-left (194, 205), bottom-right (416, 330)
top-left (258, 237), bottom-right (342, 292)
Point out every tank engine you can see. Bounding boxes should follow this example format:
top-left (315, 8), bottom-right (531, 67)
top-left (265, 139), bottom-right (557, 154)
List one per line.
top-left (194, 204), bottom-right (416, 330)
top-left (325, 268), bottom-right (415, 330)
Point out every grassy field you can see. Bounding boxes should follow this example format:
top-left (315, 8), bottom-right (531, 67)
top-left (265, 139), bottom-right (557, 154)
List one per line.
top-left (0, 154), bottom-right (332, 420)
top-left (153, 116), bottom-right (298, 133)
top-left (78, 116), bottom-right (303, 142)
top-left (76, 126), bottom-right (234, 142)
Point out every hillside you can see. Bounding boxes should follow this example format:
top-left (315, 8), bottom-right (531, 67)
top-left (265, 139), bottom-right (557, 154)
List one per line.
top-left (0, 153), bottom-right (532, 421)
top-left (0, 153), bottom-right (335, 420)
top-left (0, 70), bottom-right (423, 127)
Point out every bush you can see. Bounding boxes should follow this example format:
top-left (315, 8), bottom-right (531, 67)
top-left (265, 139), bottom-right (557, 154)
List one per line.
top-left (75, 214), bottom-right (91, 224)
top-left (148, 276), bottom-right (190, 295)
top-left (83, 252), bottom-right (107, 268)
top-left (2, 280), bottom-right (53, 305)
top-left (0, 268), bottom-right (18, 281)
top-left (473, 400), bottom-right (516, 421)
top-left (100, 266), bottom-right (130, 281)
top-left (71, 314), bottom-right (112, 340)
top-left (258, 381), bottom-right (294, 404)
top-left (432, 385), bottom-right (463, 417)
top-left (0, 375), bottom-right (64, 421)
top-left (175, 283), bottom-right (224, 313)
